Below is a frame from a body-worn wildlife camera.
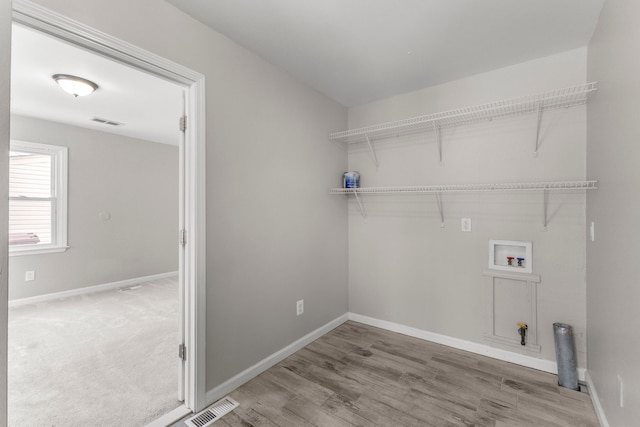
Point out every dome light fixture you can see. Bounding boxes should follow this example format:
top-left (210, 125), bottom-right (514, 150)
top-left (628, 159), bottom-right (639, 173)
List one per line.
top-left (52, 74), bottom-right (99, 97)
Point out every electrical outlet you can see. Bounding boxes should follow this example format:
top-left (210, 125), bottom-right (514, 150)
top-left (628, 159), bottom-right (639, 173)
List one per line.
top-left (25, 271), bottom-right (35, 282)
top-left (461, 218), bottom-right (472, 232)
top-left (296, 299), bottom-right (304, 316)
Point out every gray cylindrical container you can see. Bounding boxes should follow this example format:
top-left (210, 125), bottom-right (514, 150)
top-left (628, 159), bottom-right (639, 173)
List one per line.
top-left (553, 323), bottom-right (579, 390)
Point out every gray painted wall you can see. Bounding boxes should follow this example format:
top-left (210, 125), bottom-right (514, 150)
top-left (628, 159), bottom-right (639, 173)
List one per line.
top-left (1, 0), bottom-right (10, 421)
top-left (8, 115), bottom-right (179, 300)
top-left (347, 49), bottom-right (589, 368)
top-left (27, 0), bottom-right (349, 391)
top-left (587, 0), bottom-right (640, 424)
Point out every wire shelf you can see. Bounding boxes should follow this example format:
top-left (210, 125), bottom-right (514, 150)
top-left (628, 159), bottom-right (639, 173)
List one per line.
top-left (331, 180), bottom-right (597, 229)
top-left (329, 180), bottom-right (598, 195)
top-left (329, 82), bottom-right (597, 144)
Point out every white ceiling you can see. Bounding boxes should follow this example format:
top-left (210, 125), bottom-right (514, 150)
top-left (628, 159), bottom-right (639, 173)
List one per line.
top-left (167, 0), bottom-right (605, 107)
top-left (10, 2), bottom-right (606, 138)
top-left (10, 24), bottom-right (184, 146)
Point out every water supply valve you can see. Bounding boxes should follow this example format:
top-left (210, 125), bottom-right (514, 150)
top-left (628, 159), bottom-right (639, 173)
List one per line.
top-left (507, 257), bottom-right (514, 266)
top-left (517, 257), bottom-right (525, 267)
top-left (517, 323), bottom-right (528, 345)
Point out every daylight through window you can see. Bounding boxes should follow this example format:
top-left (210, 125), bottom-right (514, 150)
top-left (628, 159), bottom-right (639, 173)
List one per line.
top-left (9, 140), bottom-right (68, 255)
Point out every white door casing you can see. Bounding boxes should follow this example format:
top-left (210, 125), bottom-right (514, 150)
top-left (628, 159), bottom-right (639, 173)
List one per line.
top-left (11, 0), bottom-right (207, 413)
top-left (178, 90), bottom-right (187, 403)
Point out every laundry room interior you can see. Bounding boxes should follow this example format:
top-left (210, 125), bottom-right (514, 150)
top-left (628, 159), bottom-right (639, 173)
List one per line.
top-left (1, 1), bottom-right (638, 426)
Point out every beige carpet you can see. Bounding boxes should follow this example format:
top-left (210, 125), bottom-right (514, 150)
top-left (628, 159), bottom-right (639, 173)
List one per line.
top-left (8, 276), bottom-right (182, 427)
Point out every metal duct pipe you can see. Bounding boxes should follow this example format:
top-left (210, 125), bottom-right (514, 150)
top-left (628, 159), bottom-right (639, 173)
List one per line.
top-left (553, 322), bottom-right (579, 390)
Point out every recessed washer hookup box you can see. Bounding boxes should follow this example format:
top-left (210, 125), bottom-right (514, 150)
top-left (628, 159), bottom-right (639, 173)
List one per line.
top-left (489, 240), bottom-right (532, 274)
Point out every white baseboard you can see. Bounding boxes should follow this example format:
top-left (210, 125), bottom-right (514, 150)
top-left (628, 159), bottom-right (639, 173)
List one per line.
top-left (349, 313), bottom-right (586, 380)
top-left (585, 370), bottom-right (609, 427)
top-left (145, 404), bottom-right (191, 427)
top-left (205, 313), bottom-right (349, 406)
top-left (9, 271), bottom-right (178, 307)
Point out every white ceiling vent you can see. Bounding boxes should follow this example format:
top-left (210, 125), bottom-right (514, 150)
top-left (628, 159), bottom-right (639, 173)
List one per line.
top-left (91, 117), bottom-right (123, 126)
top-left (185, 396), bottom-right (239, 427)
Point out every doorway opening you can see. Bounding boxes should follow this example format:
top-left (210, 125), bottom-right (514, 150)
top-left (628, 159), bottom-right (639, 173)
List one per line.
top-left (8, 0), bottom-right (206, 424)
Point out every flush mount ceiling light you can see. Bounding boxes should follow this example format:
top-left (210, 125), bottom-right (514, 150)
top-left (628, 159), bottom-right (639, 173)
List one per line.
top-left (52, 74), bottom-right (99, 97)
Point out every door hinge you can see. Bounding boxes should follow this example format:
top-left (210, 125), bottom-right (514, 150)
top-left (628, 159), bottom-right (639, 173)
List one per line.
top-left (179, 229), bottom-right (186, 247)
top-left (178, 343), bottom-right (187, 361)
top-left (179, 115), bottom-right (187, 132)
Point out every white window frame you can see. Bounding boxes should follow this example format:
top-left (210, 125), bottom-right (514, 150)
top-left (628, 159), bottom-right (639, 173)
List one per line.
top-left (9, 140), bottom-right (68, 256)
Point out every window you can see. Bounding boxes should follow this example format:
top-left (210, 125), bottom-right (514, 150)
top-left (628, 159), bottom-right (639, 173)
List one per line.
top-left (9, 140), bottom-right (68, 256)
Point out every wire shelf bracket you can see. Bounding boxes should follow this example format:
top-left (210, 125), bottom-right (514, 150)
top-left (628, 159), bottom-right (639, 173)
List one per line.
top-left (435, 123), bottom-right (443, 164)
top-left (329, 82), bottom-right (598, 165)
top-left (542, 189), bottom-right (549, 232)
top-left (352, 190), bottom-right (367, 222)
top-left (435, 192), bottom-right (444, 228)
top-left (534, 102), bottom-right (543, 157)
top-left (364, 133), bottom-right (379, 169)
top-left (331, 180), bottom-right (598, 228)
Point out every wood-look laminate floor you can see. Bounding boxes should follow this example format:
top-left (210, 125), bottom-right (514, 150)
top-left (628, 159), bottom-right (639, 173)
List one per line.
top-left (182, 321), bottom-right (600, 426)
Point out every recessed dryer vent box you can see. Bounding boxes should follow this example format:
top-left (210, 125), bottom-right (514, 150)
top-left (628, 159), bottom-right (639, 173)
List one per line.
top-left (489, 240), bottom-right (532, 274)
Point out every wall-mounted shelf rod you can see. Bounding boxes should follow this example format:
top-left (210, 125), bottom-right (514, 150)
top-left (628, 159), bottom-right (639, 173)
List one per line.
top-left (330, 180), bottom-right (597, 195)
top-left (330, 180), bottom-right (598, 226)
top-left (329, 82), bottom-right (597, 164)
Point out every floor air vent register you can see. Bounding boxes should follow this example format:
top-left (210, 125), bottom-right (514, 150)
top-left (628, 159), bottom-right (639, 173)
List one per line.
top-left (185, 396), bottom-right (239, 427)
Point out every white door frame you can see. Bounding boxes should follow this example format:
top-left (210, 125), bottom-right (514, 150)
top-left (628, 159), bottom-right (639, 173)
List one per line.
top-left (11, 0), bottom-right (207, 413)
